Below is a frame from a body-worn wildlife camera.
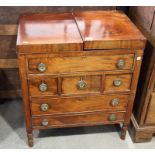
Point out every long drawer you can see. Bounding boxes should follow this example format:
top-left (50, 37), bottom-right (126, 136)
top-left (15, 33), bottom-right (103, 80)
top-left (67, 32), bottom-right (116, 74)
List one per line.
top-left (27, 53), bottom-right (134, 74)
top-left (31, 94), bottom-right (129, 116)
top-left (32, 112), bottom-right (125, 129)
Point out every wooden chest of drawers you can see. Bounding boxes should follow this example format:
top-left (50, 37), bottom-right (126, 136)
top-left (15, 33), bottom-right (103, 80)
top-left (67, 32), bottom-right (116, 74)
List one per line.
top-left (16, 11), bottom-right (146, 147)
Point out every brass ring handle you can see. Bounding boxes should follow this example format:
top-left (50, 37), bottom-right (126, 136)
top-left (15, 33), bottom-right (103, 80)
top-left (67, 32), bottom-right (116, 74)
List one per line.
top-left (113, 79), bottom-right (122, 87)
top-left (40, 103), bottom-right (49, 112)
top-left (77, 79), bottom-right (87, 90)
top-left (117, 59), bottom-right (125, 69)
top-left (42, 119), bottom-right (49, 126)
top-left (39, 82), bottom-right (48, 92)
top-left (38, 62), bottom-right (46, 72)
top-left (111, 99), bottom-right (119, 106)
top-left (108, 114), bottom-right (117, 121)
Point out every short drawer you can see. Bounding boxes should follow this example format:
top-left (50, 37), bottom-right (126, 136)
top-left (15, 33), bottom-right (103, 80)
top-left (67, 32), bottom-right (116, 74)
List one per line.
top-left (61, 75), bottom-right (101, 95)
top-left (27, 54), bottom-right (134, 74)
top-left (104, 74), bottom-right (132, 92)
top-left (28, 76), bottom-right (57, 97)
top-left (31, 94), bottom-right (129, 116)
top-left (32, 112), bottom-right (125, 129)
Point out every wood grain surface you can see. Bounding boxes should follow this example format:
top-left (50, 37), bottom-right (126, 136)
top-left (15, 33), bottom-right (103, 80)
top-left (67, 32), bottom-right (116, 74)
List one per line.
top-left (0, 25), bottom-right (17, 35)
top-left (27, 53), bottom-right (134, 74)
top-left (16, 11), bottom-right (146, 146)
top-left (128, 7), bottom-right (155, 143)
top-left (28, 76), bottom-right (58, 97)
top-left (31, 94), bottom-right (129, 116)
top-left (32, 111), bottom-right (125, 129)
top-left (145, 92), bottom-right (155, 125)
top-left (74, 10), bottom-right (146, 50)
top-left (61, 75), bottom-right (101, 95)
top-left (104, 74), bottom-right (132, 92)
top-left (16, 13), bottom-right (83, 53)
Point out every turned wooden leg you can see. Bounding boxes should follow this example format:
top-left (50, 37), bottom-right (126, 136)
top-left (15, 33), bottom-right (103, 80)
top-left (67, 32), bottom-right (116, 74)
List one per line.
top-left (120, 124), bottom-right (128, 140)
top-left (27, 132), bottom-right (33, 147)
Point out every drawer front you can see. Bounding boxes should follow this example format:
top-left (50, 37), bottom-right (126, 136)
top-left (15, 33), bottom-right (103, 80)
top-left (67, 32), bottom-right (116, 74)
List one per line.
top-left (31, 94), bottom-right (129, 115)
top-left (32, 112), bottom-right (125, 128)
top-left (104, 74), bottom-right (132, 92)
top-left (62, 75), bottom-right (101, 95)
top-left (27, 54), bottom-right (134, 74)
top-left (28, 76), bottom-right (58, 97)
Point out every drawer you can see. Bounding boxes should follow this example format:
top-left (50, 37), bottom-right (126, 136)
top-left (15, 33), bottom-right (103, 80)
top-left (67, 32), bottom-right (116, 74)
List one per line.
top-left (31, 94), bottom-right (129, 116)
top-left (28, 76), bottom-right (58, 97)
top-left (104, 74), bottom-right (132, 92)
top-left (32, 112), bottom-right (125, 129)
top-left (27, 54), bottom-right (134, 74)
top-left (61, 75), bottom-right (101, 95)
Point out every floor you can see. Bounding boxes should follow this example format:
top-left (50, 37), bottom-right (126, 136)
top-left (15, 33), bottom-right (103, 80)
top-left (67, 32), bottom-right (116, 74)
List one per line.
top-left (0, 98), bottom-right (155, 149)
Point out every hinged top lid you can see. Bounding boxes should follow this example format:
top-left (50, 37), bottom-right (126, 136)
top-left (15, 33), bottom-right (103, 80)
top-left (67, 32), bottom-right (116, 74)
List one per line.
top-left (17, 11), bottom-right (146, 54)
top-left (74, 10), bottom-right (146, 50)
top-left (16, 13), bottom-right (83, 53)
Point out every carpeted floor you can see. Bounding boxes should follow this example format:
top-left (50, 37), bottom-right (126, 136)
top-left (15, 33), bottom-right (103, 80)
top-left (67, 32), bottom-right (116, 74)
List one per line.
top-left (0, 98), bottom-right (154, 149)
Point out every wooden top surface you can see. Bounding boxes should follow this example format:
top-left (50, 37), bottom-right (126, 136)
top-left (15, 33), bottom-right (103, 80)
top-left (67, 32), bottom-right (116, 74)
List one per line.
top-left (17, 11), bottom-right (146, 53)
top-left (74, 11), bottom-right (146, 49)
top-left (16, 13), bottom-right (83, 52)
top-left (74, 11), bottom-right (145, 41)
